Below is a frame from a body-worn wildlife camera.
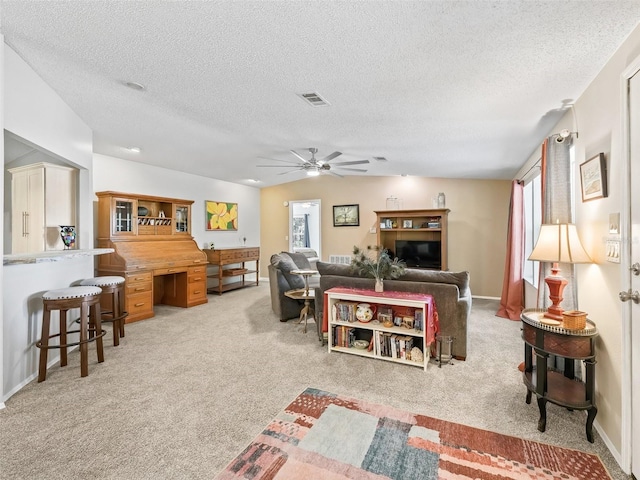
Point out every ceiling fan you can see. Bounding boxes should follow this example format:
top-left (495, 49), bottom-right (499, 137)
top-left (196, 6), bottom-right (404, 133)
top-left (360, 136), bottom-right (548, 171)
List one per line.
top-left (257, 148), bottom-right (369, 177)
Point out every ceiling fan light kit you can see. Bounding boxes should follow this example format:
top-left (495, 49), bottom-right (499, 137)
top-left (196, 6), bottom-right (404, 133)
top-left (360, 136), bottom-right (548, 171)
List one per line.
top-left (257, 147), bottom-right (370, 178)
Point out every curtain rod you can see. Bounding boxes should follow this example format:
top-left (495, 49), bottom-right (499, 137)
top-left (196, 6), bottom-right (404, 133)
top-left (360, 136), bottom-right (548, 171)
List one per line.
top-left (518, 157), bottom-right (542, 182)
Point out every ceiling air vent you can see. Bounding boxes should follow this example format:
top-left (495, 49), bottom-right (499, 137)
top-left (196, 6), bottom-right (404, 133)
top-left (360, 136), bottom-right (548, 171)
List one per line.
top-left (373, 156), bottom-right (388, 162)
top-left (297, 92), bottom-right (330, 107)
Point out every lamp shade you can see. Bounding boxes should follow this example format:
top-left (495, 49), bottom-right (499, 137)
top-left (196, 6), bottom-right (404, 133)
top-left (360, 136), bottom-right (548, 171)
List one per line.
top-left (528, 223), bottom-right (592, 264)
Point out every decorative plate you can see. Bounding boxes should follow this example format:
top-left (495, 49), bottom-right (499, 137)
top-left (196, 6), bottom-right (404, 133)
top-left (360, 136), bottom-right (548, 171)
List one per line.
top-left (353, 340), bottom-right (369, 350)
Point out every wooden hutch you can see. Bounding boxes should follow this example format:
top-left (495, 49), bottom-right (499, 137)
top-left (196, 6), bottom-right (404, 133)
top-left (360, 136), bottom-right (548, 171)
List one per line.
top-left (96, 191), bottom-right (208, 322)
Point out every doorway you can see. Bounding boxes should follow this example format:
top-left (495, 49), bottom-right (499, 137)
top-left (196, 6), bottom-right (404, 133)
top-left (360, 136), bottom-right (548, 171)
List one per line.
top-left (289, 200), bottom-right (321, 259)
top-left (622, 58), bottom-right (640, 478)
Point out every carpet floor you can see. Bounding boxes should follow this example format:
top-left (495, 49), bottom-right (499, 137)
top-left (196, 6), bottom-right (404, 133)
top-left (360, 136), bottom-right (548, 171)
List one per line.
top-left (216, 387), bottom-right (612, 479)
top-left (0, 285), bottom-right (630, 479)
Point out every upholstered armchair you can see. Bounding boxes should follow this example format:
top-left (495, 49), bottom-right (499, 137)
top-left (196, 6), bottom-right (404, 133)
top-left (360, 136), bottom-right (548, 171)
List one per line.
top-left (268, 251), bottom-right (319, 321)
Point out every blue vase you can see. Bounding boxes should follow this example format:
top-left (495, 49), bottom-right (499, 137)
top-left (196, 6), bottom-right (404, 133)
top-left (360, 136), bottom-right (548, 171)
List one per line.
top-left (60, 226), bottom-right (76, 250)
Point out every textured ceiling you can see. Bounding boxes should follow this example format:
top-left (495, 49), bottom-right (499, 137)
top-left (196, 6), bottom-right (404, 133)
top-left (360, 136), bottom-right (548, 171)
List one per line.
top-left (2, 1), bottom-right (640, 187)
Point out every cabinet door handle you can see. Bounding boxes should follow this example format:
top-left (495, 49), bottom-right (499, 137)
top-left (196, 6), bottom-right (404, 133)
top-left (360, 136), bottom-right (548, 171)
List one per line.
top-left (168, 269), bottom-right (176, 273)
top-left (193, 290), bottom-right (201, 295)
top-left (134, 302), bottom-right (145, 307)
top-left (135, 287), bottom-right (146, 291)
top-left (193, 277), bottom-right (202, 281)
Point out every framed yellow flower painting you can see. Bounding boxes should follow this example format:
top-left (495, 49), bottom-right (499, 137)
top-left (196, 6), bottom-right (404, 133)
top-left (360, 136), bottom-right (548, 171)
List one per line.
top-left (206, 201), bottom-right (238, 231)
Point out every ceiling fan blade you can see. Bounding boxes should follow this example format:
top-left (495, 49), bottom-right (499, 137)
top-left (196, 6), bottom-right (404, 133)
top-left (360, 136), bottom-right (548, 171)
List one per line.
top-left (277, 168), bottom-right (305, 175)
top-left (257, 156), bottom-right (301, 165)
top-left (257, 164), bottom-right (301, 167)
top-left (336, 167), bottom-right (368, 172)
top-left (290, 150), bottom-right (311, 164)
top-left (332, 160), bottom-right (370, 166)
top-left (327, 170), bottom-right (343, 177)
top-left (321, 151), bottom-right (342, 163)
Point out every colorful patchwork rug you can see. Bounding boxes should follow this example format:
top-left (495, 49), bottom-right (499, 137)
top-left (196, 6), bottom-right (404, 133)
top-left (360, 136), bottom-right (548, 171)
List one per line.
top-left (215, 387), bottom-right (611, 480)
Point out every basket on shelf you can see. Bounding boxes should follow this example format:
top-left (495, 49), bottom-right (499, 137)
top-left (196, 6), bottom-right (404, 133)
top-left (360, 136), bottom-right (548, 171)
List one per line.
top-left (562, 310), bottom-right (587, 330)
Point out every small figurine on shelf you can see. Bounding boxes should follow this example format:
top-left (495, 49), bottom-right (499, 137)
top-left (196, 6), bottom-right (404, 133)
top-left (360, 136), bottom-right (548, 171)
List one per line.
top-left (60, 226), bottom-right (77, 250)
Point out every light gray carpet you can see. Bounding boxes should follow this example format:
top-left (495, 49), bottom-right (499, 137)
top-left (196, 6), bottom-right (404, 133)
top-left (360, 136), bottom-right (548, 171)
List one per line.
top-left (0, 286), bottom-right (629, 479)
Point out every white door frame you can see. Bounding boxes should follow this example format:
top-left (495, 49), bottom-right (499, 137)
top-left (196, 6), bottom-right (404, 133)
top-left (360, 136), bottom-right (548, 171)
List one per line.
top-left (619, 54), bottom-right (640, 475)
top-left (288, 199), bottom-right (321, 259)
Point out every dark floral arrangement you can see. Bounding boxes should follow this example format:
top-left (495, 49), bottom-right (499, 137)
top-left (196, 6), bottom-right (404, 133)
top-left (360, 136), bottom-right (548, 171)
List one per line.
top-left (350, 245), bottom-right (406, 281)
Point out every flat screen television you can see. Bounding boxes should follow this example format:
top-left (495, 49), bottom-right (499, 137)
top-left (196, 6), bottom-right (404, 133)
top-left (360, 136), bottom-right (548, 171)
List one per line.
top-left (394, 240), bottom-right (441, 269)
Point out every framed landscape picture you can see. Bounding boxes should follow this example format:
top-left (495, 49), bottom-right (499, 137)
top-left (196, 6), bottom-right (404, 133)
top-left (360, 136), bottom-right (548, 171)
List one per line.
top-left (580, 153), bottom-right (607, 202)
top-left (333, 204), bottom-right (359, 227)
top-left (206, 201), bottom-right (238, 230)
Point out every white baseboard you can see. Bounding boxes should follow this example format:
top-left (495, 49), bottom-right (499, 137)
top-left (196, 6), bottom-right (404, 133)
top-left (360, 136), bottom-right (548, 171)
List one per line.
top-left (472, 295), bottom-right (500, 300)
top-left (594, 419), bottom-right (630, 474)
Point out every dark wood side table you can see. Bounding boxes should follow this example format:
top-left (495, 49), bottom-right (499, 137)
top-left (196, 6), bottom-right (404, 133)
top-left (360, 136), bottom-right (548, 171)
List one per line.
top-left (521, 309), bottom-right (598, 443)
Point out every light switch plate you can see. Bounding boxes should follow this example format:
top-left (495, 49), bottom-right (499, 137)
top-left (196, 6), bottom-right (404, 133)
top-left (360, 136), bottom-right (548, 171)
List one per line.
top-left (606, 240), bottom-right (621, 263)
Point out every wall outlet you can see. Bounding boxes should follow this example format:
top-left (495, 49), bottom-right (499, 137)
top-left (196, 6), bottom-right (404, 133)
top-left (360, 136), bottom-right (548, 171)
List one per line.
top-left (369, 226), bottom-right (376, 234)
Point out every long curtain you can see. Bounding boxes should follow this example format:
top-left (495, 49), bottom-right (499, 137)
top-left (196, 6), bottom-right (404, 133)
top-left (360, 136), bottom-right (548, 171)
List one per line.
top-left (303, 214), bottom-right (311, 248)
top-left (497, 180), bottom-right (525, 320)
top-left (537, 137), bottom-right (578, 311)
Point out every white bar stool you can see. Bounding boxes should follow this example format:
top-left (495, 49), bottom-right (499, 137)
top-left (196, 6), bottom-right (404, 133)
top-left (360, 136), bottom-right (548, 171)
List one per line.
top-left (80, 276), bottom-right (128, 346)
top-left (37, 286), bottom-right (105, 382)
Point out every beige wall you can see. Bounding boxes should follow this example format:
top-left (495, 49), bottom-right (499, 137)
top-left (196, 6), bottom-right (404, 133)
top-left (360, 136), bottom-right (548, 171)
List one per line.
top-left (261, 175), bottom-right (511, 297)
top-left (516, 23), bottom-right (640, 466)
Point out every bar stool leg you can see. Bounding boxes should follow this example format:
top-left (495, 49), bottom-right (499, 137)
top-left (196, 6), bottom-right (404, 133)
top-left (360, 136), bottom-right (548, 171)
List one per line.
top-left (38, 308), bottom-right (51, 383)
top-left (79, 301), bottom-right (89, 377)
top-left (116, 287), bottom-right (125, 339)
top-left (59, 309), bottom-right (68, 367)
top-left (93, 302), bottom-right (105, 363)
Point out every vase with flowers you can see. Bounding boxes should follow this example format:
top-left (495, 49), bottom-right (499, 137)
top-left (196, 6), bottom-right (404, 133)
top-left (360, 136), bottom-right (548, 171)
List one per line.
top-left (350, 245), bottom-right (406, 292)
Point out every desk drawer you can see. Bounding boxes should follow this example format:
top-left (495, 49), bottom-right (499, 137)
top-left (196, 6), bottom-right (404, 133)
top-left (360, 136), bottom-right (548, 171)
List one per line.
top-left (154, 267), bottom-right (187, 276)
top-left (188, 282), bottom-right (207, 301)
top-left (126, 271), bottom-right (152, 283)
top-left (127, 281), bottom-right (152, 295)
top-left (188, 266), bottom-right (206, 276)
top-left (126, 291), bottom-right (153, 318)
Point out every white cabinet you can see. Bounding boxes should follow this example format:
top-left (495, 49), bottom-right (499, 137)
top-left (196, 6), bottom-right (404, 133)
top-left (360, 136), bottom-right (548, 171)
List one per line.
top-left (326, 287), bottom-right (439, 372)
top-left (9, 162), bottom-right (77, 253)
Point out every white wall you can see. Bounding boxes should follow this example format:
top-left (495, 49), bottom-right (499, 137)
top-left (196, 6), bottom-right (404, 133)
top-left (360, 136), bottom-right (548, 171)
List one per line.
top-left (0, 32), bottom-right (5, 409)
top-left (2, 44), bottom-right (95, 402)
top-left (93, 154), bottom-right (261, 252)
top-left (515, 24), bottom-right (640, 471)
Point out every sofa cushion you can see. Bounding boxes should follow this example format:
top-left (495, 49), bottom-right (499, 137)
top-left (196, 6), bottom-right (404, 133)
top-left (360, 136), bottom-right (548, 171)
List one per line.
top-left (270, 253), bottom-right (305, 289)
top-left (400, 269), bottom-right (470, 294)
top-left (316, 261), bottom-right (360, 278)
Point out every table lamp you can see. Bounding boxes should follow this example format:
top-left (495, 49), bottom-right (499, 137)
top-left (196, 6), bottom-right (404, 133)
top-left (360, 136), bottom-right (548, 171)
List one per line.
top-left (528, 223), bottom-right (592, 320)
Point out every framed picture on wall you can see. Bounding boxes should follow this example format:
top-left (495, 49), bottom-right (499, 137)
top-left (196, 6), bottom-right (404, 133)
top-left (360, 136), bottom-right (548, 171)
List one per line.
top-left (206, 201), bottom-right (238, 230)
top-left (333, 204), bottom-right (359, 227)
top-left (580, 153), bottom-right (608, 202)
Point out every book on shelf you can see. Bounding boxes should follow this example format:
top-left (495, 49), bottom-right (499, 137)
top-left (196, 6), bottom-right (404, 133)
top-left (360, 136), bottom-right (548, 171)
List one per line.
top-left (332, 301), bottom-right (358, 323)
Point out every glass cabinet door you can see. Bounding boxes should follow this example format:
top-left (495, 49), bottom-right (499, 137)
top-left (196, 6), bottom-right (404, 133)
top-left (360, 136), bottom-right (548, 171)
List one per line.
top-left (174, 204), bottom-right (190, 234)
top-left (113, 198), bottom-right (135, 235)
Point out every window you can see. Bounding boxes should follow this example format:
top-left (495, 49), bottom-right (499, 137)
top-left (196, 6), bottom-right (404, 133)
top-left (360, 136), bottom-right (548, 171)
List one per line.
top-left (523, 173), bottom-right (542, 286)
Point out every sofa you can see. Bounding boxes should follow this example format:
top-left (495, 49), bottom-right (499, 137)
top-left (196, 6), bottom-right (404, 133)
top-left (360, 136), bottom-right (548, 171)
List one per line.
top-left (268, 251), bottom-right (320, 321)
top-left (314, 261), bottom-right (471, 360)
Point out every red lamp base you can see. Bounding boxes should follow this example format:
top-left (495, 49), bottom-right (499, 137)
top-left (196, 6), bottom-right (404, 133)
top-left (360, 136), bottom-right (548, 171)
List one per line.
top-left (543, 263), bottom-right (568, 320)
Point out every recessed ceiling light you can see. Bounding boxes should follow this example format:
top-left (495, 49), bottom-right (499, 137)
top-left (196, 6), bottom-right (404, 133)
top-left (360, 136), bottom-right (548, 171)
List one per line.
top-left (247, 179), bottom-right (260, 183)
top-left (127, 146), bottom-right (141, 153)
top-left (123, 81), bottom-right (146, 91)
